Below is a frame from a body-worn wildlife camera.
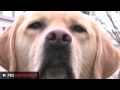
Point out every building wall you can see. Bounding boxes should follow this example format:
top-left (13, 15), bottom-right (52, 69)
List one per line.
top-left (0, 11), bottom-right (24, 33)
top-left (0, 15), bottom-right (14, 27)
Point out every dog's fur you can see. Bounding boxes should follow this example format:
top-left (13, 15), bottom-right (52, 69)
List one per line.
top-left (0, 11), bottom-right (120, 79)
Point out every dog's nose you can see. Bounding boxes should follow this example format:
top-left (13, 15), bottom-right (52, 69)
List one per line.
top-left (45, 30), bottom-right (72, 48)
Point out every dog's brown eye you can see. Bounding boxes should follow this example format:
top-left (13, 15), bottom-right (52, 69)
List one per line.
top-left (28, 21), bottom-right (45, 29)
top-left (71, 25), bottom-right (86, 33)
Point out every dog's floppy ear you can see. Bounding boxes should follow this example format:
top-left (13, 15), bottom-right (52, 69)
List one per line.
top-left (92, 22), bottom-right (120, 79)
top-left (0, 14), bottom-right (25, 72)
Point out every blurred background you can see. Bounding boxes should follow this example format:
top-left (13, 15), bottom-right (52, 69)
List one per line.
top-left (0, 11), bottom-right (24, 33)
top-left (0, 11), bottom-right (25, 71)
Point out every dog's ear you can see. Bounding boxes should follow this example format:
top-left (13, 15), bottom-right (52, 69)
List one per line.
top-left (0, 13), bottom-right (25, 72)
top-left (92, 22), bottom-right (120, 79)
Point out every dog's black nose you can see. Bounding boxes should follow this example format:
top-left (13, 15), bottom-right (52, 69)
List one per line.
top-left (45, 30), bottom-right (72, 48)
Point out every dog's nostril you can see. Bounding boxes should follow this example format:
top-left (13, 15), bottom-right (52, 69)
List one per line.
top-left (62, 34), bottom-right (72, 42)
top-left (50, 33), bottom-right (56, 41)
top-left (46, 33), bottom-right (56, 41)
top-left (52, 33), bottom-right (56, 40)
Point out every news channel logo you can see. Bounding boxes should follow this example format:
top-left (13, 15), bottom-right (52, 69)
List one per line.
top-left (0, 72), bottom-right (14, 79)
top-left (0, 72), bottom-right (39, 79)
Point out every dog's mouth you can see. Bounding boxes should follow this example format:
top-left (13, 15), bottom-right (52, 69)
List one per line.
top-left (39, 41), bottom-right (74, 79)
top-left (39, 60), bottom-right (71, 79)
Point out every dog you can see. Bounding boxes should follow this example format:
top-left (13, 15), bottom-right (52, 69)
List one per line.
top-left (0, 11), bottom-right (120, 79)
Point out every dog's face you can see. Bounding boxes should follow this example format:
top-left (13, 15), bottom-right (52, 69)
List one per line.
top-left (14, 11), bottom-right (97, 79)
top-left (0, 11), bottom-right (120, 79)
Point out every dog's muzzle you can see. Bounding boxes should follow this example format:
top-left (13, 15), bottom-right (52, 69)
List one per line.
top-left (39, 30), bottom-right (75, 79)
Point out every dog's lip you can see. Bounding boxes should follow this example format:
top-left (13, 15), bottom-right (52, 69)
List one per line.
top-left (39, 60), bottom-right (65, 73)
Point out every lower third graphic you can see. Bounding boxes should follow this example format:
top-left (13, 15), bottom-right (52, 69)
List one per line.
top-left (0, 72), bottom-right (39, 79)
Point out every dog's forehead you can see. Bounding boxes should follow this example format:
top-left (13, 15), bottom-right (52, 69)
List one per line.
top-left (24, 11), bottom-right (85, 20)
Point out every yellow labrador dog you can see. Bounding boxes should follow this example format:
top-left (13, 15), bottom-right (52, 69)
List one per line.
top-left (0, 11), bottom-right (120, 79)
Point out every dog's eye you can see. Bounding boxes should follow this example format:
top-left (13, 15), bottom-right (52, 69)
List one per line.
top-left (71, 25), bottom-right (86, 33)
top-left (28, 21), bottom-right (45, 29)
